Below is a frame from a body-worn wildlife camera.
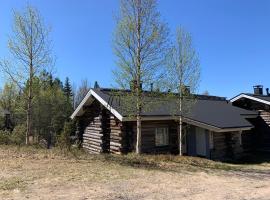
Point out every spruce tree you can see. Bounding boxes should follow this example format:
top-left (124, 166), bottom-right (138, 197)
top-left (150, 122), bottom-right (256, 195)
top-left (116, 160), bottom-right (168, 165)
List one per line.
top-left (63, 77), bottom-right (73, 100)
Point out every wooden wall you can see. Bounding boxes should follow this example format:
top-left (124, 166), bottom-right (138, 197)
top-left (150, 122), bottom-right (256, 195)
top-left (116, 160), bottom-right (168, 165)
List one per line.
top-left (79, 100), bottom-right (110, 154)
top-left (257, 111), bottom-right (270, 149)
top-left (79, 108), bottom-right (132, 155)
top-left (210, 132), bottom-right (243, 160)
top-left (109, 116), bottom-right (132, 154)
top-left (77, 100), bottom-right (244, 160)
top-left (233, 99), bottom-right (270, 150)
top-left (129, 121), bottom-right (179, 154)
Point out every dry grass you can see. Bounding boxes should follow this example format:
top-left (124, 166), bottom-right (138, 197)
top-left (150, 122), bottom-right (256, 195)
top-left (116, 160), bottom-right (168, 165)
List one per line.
top-left (0, 145), bottom-right (270, 200)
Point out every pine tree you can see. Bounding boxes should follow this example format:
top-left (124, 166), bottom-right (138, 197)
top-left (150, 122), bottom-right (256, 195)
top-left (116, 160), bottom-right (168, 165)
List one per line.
top-left (63, 77), bottom-right (73, 100)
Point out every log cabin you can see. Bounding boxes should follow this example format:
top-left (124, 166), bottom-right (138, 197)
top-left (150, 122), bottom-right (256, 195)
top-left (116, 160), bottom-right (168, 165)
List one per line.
top-left (231, 85), bottom-right (270, 151)
top-left (71, 87), bottom-right (258, 160)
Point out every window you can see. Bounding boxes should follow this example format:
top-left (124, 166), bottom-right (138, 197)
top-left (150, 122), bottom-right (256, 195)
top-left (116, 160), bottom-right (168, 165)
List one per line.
top-left (155, 127), bottom-right (169, 146)
top-left (209, 131), bottom-right (214, 149)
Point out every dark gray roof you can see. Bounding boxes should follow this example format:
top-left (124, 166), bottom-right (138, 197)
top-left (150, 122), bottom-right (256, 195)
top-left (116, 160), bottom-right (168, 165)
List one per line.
top-left (93, 89), bottom-right (256, 129)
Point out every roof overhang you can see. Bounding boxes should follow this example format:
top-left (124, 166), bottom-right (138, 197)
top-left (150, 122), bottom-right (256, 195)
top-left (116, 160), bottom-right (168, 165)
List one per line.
top-left (122, 116), bottom-right (253, 132)
top-left (230, 94), bottom-right (270, 106)
top-left (71, 90), bottom-right (253, 133)
top-left (70, 89), bottom-right (123, 120)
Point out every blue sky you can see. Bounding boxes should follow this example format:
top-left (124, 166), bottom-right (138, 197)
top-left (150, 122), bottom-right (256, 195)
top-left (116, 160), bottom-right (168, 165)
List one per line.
top-left (0, 0), bottom-right (269, 98)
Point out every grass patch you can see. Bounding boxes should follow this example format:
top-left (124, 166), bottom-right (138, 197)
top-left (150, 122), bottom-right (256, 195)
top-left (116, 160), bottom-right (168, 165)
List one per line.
top-left (1, 145), bottom-right (269, 174)
top-left (0, 177), bottom-right (26, 191)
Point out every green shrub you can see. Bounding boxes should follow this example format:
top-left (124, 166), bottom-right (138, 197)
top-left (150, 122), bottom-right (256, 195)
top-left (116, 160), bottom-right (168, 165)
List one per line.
top-left (57, 121), bottom-right (74, 150)
top-left (0, 130), bottom-right (12, 145)
top-left (10, 124), bottom-right (26, 145)
top-left (0, 116), bottom-right (4, 129)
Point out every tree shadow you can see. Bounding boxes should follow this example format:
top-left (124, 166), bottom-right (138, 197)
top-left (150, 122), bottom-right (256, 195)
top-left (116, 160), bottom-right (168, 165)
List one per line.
top-left (225, 151), bottom-right (270, 165)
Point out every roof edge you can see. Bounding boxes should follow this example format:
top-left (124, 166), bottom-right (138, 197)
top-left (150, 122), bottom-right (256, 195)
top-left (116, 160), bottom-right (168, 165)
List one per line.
top-left (230, 93), bottom-right (270, 105)
top-left (70, 89), bottom-right (92, 119)
top-left (122, 116), bottom-right (253, 132)
top-left (70, 89), bottom-right (124, 121)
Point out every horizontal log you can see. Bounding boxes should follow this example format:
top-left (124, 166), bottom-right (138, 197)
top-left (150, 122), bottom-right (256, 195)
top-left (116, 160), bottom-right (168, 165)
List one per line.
top-left (110, 151), bottom-right (121, 155)
top-left (110, 147), bottom-right (120, 152)
top-left (110, 141), bottom-right (122, 147)
top-left (84, 131), bottom-right (102, 135)
top-left (110, 135), bottom-right (122, 140)
top-left (110, 132), bottom-right (122, 136)
top-left (85, 126), bottom-right (103, 131)
top-left (83, 144), bottom-right (103, 150)
top-left (83, 139), bottom-right (103, 145)
top-left (84, 146), bottom-right (103, 153)
top-left (84, 135), bottom-right (103, 140)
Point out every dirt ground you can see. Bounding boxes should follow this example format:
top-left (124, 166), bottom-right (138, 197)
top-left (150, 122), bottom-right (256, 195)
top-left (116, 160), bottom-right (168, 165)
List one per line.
top-left (0, 146), bottom-right (270, 200)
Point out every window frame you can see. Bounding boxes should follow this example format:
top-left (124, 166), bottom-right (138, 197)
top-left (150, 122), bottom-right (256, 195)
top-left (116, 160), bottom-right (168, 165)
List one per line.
top-left (155, 127), bottom-right (169, 147)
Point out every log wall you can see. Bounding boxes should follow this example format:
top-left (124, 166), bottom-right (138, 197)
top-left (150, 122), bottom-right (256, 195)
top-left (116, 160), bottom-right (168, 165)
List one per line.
top-left (233, 100), bottom-right (270, 150)
top-left (258, 111), bottom-right (270, 149)
top-left (130, 121), bottom-right (179, 154)
top-left (77, 100), bottom-right (245, 160)
top-left (210, 132), bottom-right (243, 160)
top-left (109, 116), bottom-right (129, 154)
top-left (80, 100), bottom-right (110, 154)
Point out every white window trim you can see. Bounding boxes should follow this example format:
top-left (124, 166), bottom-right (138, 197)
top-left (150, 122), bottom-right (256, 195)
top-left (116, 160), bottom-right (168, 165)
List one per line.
top-left (155, 127), bottom-right (169, 147)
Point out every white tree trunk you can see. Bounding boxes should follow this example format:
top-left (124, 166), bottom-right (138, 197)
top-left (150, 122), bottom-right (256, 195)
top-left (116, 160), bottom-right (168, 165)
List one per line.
top-left (136, 114), bottom-right (142, 154)
top-left (26, 63), bottom-right (33, 145)
top-left (179, 116), bottom-right (183, 156)
top-left (179, 97), bottom-right (183, 156)
top-left (179, 83), bottom-right (183, 156)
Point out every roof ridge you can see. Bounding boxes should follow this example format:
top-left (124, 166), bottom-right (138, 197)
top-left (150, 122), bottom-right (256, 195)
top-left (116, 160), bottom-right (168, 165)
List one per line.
top-left (94, 87), bottom-right (227, 101)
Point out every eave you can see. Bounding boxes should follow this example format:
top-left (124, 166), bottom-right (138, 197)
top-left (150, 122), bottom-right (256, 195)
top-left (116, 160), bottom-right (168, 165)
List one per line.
top-left (71, 89), bottom-right (254, 133)
top-left (230, 93), bottom-right (270, 106)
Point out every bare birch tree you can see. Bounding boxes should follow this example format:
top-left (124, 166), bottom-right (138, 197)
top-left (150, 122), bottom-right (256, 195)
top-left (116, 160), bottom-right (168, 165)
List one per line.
top-left (74, 79), bottom-right (91, 109)
top-left (0, 6), bottom-right (53, 144)
top-left (166, 27), bottom-right (200, 156)
top-left (113, 0), bottom-right (169, 154)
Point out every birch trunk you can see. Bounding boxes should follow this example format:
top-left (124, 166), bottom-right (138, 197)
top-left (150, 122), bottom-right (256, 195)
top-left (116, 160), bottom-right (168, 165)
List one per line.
top-left (135, 0), bottom-right (142, 154)
top-left (113, 0), bottom-right (168, 153)
top-left (179, 89), bottom-right (183, 156)
top-left (136, 113), bottom-right (142, 154)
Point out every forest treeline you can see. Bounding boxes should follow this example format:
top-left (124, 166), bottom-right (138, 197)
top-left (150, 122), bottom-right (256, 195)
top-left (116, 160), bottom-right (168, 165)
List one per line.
top-left (0, 71), bottom-right (90, 148)
top-left (0, 5), bottom-right (92, 148)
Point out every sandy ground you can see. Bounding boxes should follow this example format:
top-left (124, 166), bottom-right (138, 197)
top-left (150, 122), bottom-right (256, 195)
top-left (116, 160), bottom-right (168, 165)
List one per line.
top-left (0, 147), bottom-right (270, 200)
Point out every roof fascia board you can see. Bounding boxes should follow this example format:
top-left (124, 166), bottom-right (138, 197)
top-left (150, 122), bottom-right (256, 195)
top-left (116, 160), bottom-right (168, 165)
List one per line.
top-left (70, 89), bottom-right (92, 119)
top-left (122, 116), bottom-right (252, 132)
top-left (70, 89), bottom-right (124, 121)
top-left (90, 89), bottom-right (123, 121)
top-left (230, 94), bottom-right (270, 106)
top-left (240, 114), bottom-right (258, 118)
top-left (183, 118), bottom-right (252, 132)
